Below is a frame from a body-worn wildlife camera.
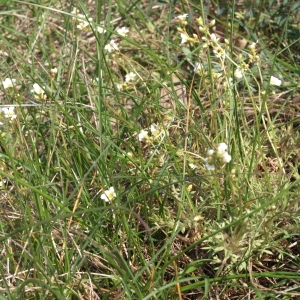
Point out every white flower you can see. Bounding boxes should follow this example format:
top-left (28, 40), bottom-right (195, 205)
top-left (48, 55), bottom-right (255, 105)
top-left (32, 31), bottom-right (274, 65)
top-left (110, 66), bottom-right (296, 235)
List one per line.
top-left (205, 143), bottom-right (231, 170)
top-left (176, 14), bottom-right (188, 21)
top-left (104, 40), bottom-right (119, 52)
top-left (138, 129), bottom-right (149, 141)
top-left (2, 78), bottom-right (16, 89)
top-left (77, 21), bottom-right (88, 30)
top-left (222, 153), bottom-right (232, 163)
top-left (71, 7), bottom-right (80, 16)
top-left (193, 62), bottom-right (203, 73)
top-left (50, 67), bottom-right (57, 76)
top-left (117, 27), bottom-right (129, 36)
top-left (100, 187), bottom-right (116, 202)
top-left (2, 107), bottom-right (17, 120)
top-left (218, 142), bottom-right (228, 152)
top-left (150, 123), bottom-right (161, 137)
top-left (210, 33), bottom-right (219, 43)
top-left (116, 83), bottom-right (123, 91)
top-left (77, 18), bottom-right (92, 31)
top-left (248, 41), bottom-right (257, 50)
top-left (125, 72), bottom-right (136, 82)
top-left (213, 47), bottom-right (225, 59)
top-left (205, 158), bottom-right (215, 171)
top-left (31, 83), bottom-right (45, 95)
top-left (189, 163), bottom-right (198, 170)
top-left (96, 26), bottom-right (106, 34)
top-left (270, 76), bottom-right (282, 86)
top-left (31, 83), bottom-right (47, 100)
top-left (209, 19), bottom-right (216, 27)
top-left (234, 68), bottom-right (243, 79)
top-left (216, 143), bottom-right (228, 157)
top-left (207, 149), bottom-right (214, 156)
top-left (180, 32), bottom-right (189, 44)
top-left (199, 26), bottom-right (207, 33)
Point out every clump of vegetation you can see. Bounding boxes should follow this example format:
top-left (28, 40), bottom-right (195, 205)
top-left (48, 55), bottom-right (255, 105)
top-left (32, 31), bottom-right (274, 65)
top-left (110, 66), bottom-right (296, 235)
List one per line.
top-left (0, 0), bottom-right (299, 299)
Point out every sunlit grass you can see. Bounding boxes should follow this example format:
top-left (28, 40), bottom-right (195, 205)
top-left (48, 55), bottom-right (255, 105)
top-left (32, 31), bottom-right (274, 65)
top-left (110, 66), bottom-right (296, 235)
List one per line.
top-left (0, 0), bottom-right (299, 298)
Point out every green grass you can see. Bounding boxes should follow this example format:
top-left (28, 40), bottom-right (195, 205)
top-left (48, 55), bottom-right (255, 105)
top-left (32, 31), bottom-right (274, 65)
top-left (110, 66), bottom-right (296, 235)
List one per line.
top-left (0, 0), bottom-right (299, 299)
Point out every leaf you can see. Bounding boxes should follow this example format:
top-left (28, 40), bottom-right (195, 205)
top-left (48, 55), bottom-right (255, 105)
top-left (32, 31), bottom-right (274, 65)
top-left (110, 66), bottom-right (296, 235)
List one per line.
top-left (180, 260), bottom-right (211, 276)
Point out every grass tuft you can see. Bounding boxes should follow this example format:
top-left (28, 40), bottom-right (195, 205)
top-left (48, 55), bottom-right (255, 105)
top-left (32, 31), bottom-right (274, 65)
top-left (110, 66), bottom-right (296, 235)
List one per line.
top-left (0, 0), bottom-right (299, 298)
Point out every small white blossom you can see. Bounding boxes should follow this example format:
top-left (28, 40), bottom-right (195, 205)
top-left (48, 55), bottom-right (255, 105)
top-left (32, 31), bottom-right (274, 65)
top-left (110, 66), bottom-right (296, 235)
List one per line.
top-left (207, 149), bottom-right (214, 156)
top-left (77, 21), bottom-right (88, 30)
top-left (205, 143), bottom-right (231, 170)
top-left (193, 62), bottom-right (203, 73)
top-left (189, 163), bottom-right (198, 170)
top-left (210, 33), bottom-right (219, 43)
top-left (104, 40), bottom-right (119, 52)
top-left (2, 107), bottom-right (17, 120)
top-left (248, 41), bottom-right (257, 51)
top-left (100, 187), bottom-right (116, 202)
top-left (176, 14), bottom-right (188, 21)
top-left (91, 78), bottom-right (99, 85)
top-left (234, 68), bottom-right (243, 79)
top-left (50, 68), bottom-right (57, 76)
top-left (31, 83), bottom-right (45, 95)
top-left (2, 78), bottom-right (16, 89)
top-left (71, 7), bottom-right (80, 16)
top-left (209, 19), bottom-right (216, 27)
top-left (199, 26), bottom-right (207, 33)
top-left (180, 33), bottom-right (189, 44)
top-left (222, 153), bottom-right (232, 163)
top-left (116, 83), bottom-right (123, 91)
top-left (216, 143), bottom-right (228, 157)
top-left (138, 129), bottom-right (149, 141)
top-left (270, 76), bottom-right (282, 86)
top-left (150, 123), bottom-right (161, 137)
top-left (205, 158), bottom-right (215, 171)
top-left (96, 26), bottom-right (106, 34)
top-left (117, 27), bottom-right (129, 36)
top-left (31, 83), bottom-right (46, 100)
top-left (218, 142), bottom-right (228, 152)
top-left (213, 47), bottom-right (225, 59)
top-left (125, 72), bottom-right (136, 82)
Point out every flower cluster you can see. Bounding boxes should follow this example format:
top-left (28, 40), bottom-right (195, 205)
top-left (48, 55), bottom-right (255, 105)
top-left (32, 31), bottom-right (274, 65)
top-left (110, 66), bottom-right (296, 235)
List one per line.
top-left (248, 41), bottom-right (260, 63)
top-left (175, 13), bottom-right (199, 45)
top-left (72, 7), bottom-right (107, 34)
top-left (205, 143), bottom-right (231, 170)
top-left (116, 27), bottom-right (129, 37)
top-left (104, 39), bottom-right (119, 53)
top-left (72, 7), bottom-right (93, 31)
top-left (104, 27), bottom-right (129, 54)
top-left (138, 123), bottom-right (164, 142)
top-left (233, 62), bottom-right (249, 80)
top-left (116, 72), bottom-right (137, 91)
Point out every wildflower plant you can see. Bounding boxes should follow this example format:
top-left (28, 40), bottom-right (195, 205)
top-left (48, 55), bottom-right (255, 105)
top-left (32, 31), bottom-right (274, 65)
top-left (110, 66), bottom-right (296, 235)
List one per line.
top-left (205, 143), bottom-right (231, 171)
